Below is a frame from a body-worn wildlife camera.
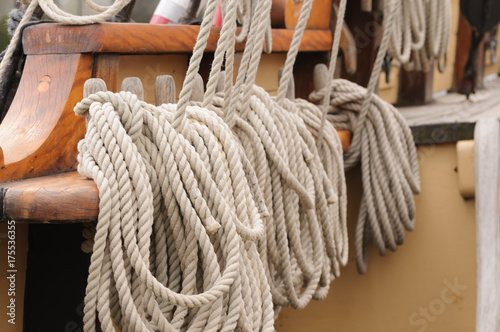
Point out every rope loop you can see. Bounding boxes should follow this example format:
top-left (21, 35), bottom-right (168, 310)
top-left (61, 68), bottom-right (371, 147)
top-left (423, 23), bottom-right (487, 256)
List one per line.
top-left (37, 0), bottom-right (133, 25)
top-left (77, 90), bottom-right (275, 331)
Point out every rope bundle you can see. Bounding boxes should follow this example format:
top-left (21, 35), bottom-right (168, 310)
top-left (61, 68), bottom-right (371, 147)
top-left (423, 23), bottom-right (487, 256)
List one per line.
top-left (212, 0), bottom-right (348, 311)
top-left (310, 0), bottom-right (421, 274)
top-left (2, 0), bottom-right (425, 328)
top-left (310, 78), bottom-right (420, 274)
top-left (75, 89), bottom-right (273, 331)
top-left (206, 83), bottom-right (347, 312)
top-left (73, 0), bottom-right (279, 330)
top-left (388, 0), bottom-right (451, 72)
top-left (74, 0), bottom-right (347, 328)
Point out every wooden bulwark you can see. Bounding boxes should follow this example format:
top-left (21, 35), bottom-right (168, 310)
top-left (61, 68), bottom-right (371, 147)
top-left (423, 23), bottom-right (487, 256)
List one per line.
top-left (0, 17), bottom-right (350, 224)
top-left (0, 54), bottom-right (91, 182)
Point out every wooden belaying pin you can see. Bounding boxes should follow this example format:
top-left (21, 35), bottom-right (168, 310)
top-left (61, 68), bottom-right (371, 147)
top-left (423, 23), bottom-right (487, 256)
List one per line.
top-left (155, 75), bottom-right (176, 106)
top-left (278, 67), bottom-right (295, 99)
top-left (190, 73), bottom-right (205, 102)
top-left (83, 78), bottom-right (107, 98)
top-left (312, 63), bottom-right (329, 93)
top-left (121, 77), bottom-right (145, 101)
top-left (312, 63), bottom-right (352, 151)
top-left (83, 78), bottom-right (107, 126)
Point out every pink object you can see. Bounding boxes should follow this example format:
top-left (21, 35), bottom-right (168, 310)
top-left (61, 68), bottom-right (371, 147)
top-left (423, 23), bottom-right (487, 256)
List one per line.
top-left (213, 1), bottom-right (222, 26)
top-left (150, 15), bottom-right (171, 24)
top-left (149, 0), bottom-right (190, 24)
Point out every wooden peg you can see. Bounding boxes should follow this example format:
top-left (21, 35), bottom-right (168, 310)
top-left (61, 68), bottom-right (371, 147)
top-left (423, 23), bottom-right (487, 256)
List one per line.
top-left (83, 79), bottom-right (107, 126)
top-left (313, 63), bottom-right (329, 93)
top-left (278, 67), bottom-right (295, 99)
top-left (216, 71), bottom-right (226, 94)
top-left (190, 73), bottom-right (205, 102)
top-left (121, 77), bottom-right (144, 101)
top-left (312, 63), bottom-right (351, 151)
top-left (83, 78), bottom-right (107, 98)
top-left (155, 75), bottom-right (176, 106)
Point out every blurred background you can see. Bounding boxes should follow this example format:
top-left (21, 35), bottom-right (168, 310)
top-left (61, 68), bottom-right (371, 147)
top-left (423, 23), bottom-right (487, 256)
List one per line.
top-left (0, 0), bottom-right (159, 50)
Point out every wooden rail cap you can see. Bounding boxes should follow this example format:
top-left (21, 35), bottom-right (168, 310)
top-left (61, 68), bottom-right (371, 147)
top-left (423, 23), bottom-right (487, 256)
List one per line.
top-left (22, 23), bottom-right (333, 55)
top-left (0, 172), bottom-right (99, 223)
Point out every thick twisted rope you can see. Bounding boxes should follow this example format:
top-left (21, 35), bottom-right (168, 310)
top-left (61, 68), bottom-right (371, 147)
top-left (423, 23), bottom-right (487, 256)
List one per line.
top-left (310, 0), bottom-right (421, 274)
top-left (72, 2), bottom-right (419, 332)
top-left (75, 90), bottom-right (273, 331)
top-left (73, 0), bottom-right (277, 330)
top-left (388, 0), bottom-right (451, 72)
top-left (198, 0), bottom-right (348, 312)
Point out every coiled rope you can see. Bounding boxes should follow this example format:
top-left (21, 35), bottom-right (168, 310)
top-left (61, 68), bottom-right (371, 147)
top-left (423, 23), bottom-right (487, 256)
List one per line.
top-left (4, 0), bottom-right (425, 329)
top-left (209, 0), bottom-right (348, 311)
top-left (310, 0), bottom-right (421, 274)
top-left (387, 0), bottom-right (451, 72)
top-left (75, 0), bottom-right (276, 330)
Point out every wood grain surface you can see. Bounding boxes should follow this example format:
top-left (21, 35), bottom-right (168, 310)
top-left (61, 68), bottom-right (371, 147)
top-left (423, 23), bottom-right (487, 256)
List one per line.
top-left (23, 23), bottom-right (333, 55)
top-left (0, 172), bottom-right (98, 223)
top-left (0, 54), bottom-right (91, 182)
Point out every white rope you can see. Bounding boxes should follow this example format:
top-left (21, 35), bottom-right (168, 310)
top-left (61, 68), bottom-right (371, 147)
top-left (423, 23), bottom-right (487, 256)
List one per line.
top-left (75, 90), bottom-right (274, 331)
top-left (72, 0), bottom-right (276, 330)
top-left (310, 0), bottom-right (421, 274)
top-left (388, 0), bottom-right (451, 72)
top-left (203, 0), bottom-right (349, 311)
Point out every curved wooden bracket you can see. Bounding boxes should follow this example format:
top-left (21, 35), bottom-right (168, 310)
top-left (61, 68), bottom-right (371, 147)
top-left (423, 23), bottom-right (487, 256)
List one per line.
top-left (0, 54), bottom-right (92, 182)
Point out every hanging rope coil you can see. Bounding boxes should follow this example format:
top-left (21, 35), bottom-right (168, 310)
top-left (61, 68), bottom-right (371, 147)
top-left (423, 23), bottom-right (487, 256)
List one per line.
top-left (76, 0), bottom-right (349, 323)
top-left (207, 0), bottom-right (348, 311)
top-left (310, 78), bottom-right (420, 273)
top-left (75, 90), bottom-right (274, 331)
top-left (388, 0), bottom-right (451, 72)
top-left (310, 0), bottom-right (421, 274)
top-left (208, 84), bottom-right (346, 311)
top-left (72, 0), bottom-right (278, 330)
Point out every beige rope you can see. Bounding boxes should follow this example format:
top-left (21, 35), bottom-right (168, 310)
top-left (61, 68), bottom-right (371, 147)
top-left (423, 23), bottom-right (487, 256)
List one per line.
top-left (48, 0), bottom-right (419, 329)
top-left (75, 90), bottom-right (274, 331)
top-left (388, 0), bottom-right (451, 72)
top-left (310, 0), bottom-right (421, 274)
top-left (201, 0), bottom-right (348, 311)
top-left (73, 0), bottom-right (276, 330)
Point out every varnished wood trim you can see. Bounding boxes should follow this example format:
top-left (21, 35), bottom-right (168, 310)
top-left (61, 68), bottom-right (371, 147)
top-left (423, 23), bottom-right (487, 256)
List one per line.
top-left (0, 54), bottom-right (92, 182)
top-left (0, 172), bottom-right (98, 223)
top-left (23, 23), bottom-right (333, 55)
